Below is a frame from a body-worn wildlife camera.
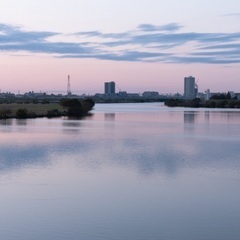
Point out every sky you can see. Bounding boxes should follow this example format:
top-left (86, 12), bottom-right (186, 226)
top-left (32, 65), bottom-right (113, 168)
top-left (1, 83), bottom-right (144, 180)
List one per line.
top-left (0, 0), bottom-right (240, 94)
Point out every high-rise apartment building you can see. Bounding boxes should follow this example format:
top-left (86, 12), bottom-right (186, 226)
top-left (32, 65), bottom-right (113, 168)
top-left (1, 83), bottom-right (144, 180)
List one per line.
top-left (104, 81), bottom-right (116, 94)
top-left (184, 76), bottom-right (197, 99)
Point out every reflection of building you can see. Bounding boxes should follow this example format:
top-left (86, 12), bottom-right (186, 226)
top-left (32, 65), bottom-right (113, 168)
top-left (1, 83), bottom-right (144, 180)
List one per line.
top-left (184, 76), bottom-right (197, 99)
top-left (104, 113), bottom-right (115, 121)
top-left (104, 81), bottom-right (115, 94)
top-left (184, 111), bottom-right (196, 124)
top-left (184, 111), bottom-right (196, 133)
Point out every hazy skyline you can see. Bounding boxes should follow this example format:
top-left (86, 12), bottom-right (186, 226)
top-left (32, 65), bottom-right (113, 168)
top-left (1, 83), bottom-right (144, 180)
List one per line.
top-left (0, 0), bottom-right (240, 94)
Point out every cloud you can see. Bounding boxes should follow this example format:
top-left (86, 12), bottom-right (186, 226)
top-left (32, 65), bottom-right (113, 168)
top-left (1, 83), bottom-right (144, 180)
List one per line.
top-left (199, 43), bottom-right (240, 50)
top-left (0, 23), bottom-right (95, 55)
top-left (1, 22), bottom-right (240, 64)
top-left (168, 56), bottom-right (240, 64)
top-left (137, 23), bottom-right (183, 32)
top-left (76, 30), bottom-right (129, 39)
top-left (60, 51), bottom-right (170, 62)
top-left (0, 41), bottom-right (94, 54)
top-left (224, 12), bottom-right (240, 17)
top-left (0, 23), bottom-right (57, 42)
top-left (75, 30), bottom-right (102, 37)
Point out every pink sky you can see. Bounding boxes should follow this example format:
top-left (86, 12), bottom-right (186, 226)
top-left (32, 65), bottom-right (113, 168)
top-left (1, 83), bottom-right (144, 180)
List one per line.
top-left (0, 1), bottom-right (240, 95)
top-left (1, 54), bottom-right (239, 95)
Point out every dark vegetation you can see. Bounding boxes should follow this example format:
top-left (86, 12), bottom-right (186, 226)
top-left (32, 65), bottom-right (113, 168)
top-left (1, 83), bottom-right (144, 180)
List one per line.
top-left (94, 98), bottom-right (166, 103)
top-left (0, 98), bottom-right (95, 119)
top-left (165, 98), bottom-right (202, 108)
top-left (59, 98), bottom-right (95, 117)
top-left (165, 93), bottom-right (240, 108)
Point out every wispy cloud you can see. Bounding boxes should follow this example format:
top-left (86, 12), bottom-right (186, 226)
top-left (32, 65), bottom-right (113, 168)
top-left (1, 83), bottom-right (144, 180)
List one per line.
top-left (137, 23), bottom-right (183, 32)
top-left (76, 30), bottom-right (102, 37)
top-left (0, 23), bottom-right (95, 55)
top-left (61, 51), bottom-right (170, 62)
top-left (1, 22), bottom-right (240, 64)
top-left (224, 12), bottom-right (240, 17)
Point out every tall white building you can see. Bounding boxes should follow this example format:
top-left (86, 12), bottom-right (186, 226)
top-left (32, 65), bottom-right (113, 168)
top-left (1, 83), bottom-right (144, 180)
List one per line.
top-left (184, 76), bottom-right (197, 99)
top-left (205, 89), bottom-right (211, 100)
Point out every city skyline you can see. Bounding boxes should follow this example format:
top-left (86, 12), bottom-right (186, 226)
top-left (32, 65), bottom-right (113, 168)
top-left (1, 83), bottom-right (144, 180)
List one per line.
top-left (1, 77), bottom-right (237, 98)
top-left (0, 1), bottom-right (240, 94)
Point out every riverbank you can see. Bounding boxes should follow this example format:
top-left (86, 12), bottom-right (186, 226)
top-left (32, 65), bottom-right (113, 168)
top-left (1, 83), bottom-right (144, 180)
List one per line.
top-left (165, 98), bottom-right (240, 108)
top-left (0, 98), bottom-right (95, 119)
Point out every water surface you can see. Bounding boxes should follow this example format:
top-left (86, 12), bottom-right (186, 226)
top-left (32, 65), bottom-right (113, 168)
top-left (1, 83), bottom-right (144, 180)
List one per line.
top-left (0, 103), bottom-right (240, 240)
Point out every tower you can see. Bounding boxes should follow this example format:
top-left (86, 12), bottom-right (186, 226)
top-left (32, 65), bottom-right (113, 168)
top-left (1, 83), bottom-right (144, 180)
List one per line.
top-left (104, 81), bottom-right (116, 94)
top-left (67, 75), bottom-right (71, 96)
top-left (184, 76), bottom-right (196, 99)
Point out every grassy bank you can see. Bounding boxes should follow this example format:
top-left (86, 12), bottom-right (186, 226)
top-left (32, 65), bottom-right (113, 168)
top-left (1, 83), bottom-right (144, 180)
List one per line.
top-left (0, 98), bottom-right (95, 119)
top-left (0, 103), bottom-right (64, 118)
top-left (0, 103), bottom-right (63, 114)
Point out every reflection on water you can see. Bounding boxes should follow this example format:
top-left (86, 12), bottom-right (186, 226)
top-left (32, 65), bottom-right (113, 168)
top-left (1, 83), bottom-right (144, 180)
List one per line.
top-left (183, 110), bottom-right (240, 125)
top-left (16, 119), bottom-right (27, 126)
top-left (0, 103), bottom-right (240, 240)
top-left (184, 111), bottom-right (196, 133)
top-left (204, 110), bottom-right (210, 123)
top-left (104, 113), bottom-right (115, 121)
top-left (184, 111), bottom-right (196, 123)
top-left (0, 119), bottom-right (13, 126)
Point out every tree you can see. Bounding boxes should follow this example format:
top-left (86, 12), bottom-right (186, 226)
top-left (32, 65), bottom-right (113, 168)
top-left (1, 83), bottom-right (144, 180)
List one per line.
top-left (226, 92), bottom-right (232, 100)
top-left (60, 98), bottom-right (95, 117)
top-left (0, 109), bottom-right (12, 119)
top-left (60, 98), bottom-right (94, 117)
top-left (16, 108), bottom-right (28, 118)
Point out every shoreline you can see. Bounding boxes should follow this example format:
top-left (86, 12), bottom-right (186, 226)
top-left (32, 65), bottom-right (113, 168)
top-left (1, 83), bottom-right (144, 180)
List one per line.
top-left (165, 98), bottom-right (240, 109)
top-left (0, 98), bottom-right (95, 119)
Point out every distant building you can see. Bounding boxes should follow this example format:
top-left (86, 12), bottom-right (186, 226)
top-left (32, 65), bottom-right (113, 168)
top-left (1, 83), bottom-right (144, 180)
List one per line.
top-left (142, 91), bottom-right (159, 98)
top-left (118, 91), bottom-right (127, 97)
top-left (184, 76), bottom-right (197, 99)
top-left (228, 91), bottom-right (235, 98)
top-left (24, 91), bottom-right (46, 98)
top-left (205, 89), bottom-right (211, 100)
top-left (104, 81), bottom-right (115, 94)
top-left (235, 93), bottom-right (240, 100)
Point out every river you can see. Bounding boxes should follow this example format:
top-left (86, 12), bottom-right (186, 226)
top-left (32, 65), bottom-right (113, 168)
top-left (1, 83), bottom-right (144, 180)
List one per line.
top-left (0, 103), bottom-right (240, 240)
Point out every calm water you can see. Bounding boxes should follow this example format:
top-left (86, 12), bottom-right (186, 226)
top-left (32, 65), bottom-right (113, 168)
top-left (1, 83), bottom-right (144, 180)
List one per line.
top-left (0, 103), bottom-right (240, 240)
